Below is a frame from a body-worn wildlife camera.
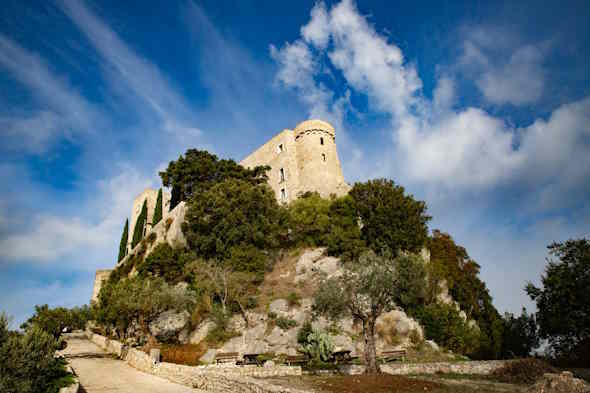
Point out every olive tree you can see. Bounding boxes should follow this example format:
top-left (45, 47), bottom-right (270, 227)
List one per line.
top-left (313, 251), bottom-right (426, 373)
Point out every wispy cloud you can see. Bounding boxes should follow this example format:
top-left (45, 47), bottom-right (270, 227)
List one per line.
top-left (58, 0), bottom-right (202, 142)
top-left (0, 35), bottom-right (98, 153)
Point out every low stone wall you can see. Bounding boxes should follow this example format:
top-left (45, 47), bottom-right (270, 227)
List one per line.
top-left (86, 332), bottom-right (306, 393)
top-left (381, 360), bottom-right (511, 375)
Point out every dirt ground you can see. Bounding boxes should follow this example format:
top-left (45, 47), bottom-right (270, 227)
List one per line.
top-left (260, 374), bottom-right (523, 393)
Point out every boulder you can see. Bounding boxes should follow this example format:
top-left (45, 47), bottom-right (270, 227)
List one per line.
top-left (525, 372), bottom-right (590, 393)
top-left (331, 334), bottom-right (354, 352)
top-left (189, 320), bottom-right (215, 344)
top-left (199, 348), bottom-right (217, 364)
top-left (269, 299), bottom-right (289, 314)
top-left (266, 326), bottom-right (296, 347)
top-left (149, 310), bottom-right (190, 342)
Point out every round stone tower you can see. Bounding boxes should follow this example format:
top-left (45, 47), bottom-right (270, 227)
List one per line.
top-left (294, 119), bottom-right (349, 198)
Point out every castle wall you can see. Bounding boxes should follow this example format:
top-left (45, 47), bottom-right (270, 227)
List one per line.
top-left (91, 269), bottom-right (112, 303)
top-left (294, 119), bottom-right (349, 199)
top-left (240, 120), bottom-right (349, 203)
top-left (240, 129), bottom-right (300, 203)
top-left (128, 188), bottom-right (171, 253)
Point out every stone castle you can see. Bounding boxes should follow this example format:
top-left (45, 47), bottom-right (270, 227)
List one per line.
top-left (92, 119), bottom-right (349, 302)
top-left (241, 119), bottom-right (350, 203)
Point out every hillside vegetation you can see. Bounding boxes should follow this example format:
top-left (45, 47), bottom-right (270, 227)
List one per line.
top-left (92, 148), bottom-right (540, 371)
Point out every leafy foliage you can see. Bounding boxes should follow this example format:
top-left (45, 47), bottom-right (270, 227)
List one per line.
top-left (117, 219), bottom-right (128, 262)
top-left (349, 179), bottom-right (430, 256)
top-left (21, 304), bottom-right (93, 340)
top-left (428, 230), bottom-right (504, 359)
top-left (287, 192), bottom-right (331, 247)
top-left (137, 243), bottom-right (192, 284)
top-left (324, 195), bottom-right (367, 261)
top-left (183, 178), bottom-right (287, 275)
top-left (95, 276), bottom-right (195, 339)
top-left (131, 199), bottom-right (148, 249)
top-left (413, 303), bottom-right (480, 355)
top-left (1, 312), bottom-right (73, 393)
top-left (159, 149), bottom-right (269, 210)
top-left (275, 316), bottom-right (297, 330)
top-left (501, 308), bottom-right (539, 358)
top-left (300, 330), bottom-right (334, 362)
top-left (313, 251), bottom-right (427, 373)
top-left (526, 238), bottom-right (590, 366)
top-left (153, 188), bottom-right (163, 226)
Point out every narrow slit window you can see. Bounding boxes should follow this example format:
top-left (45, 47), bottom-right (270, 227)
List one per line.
top-left (280, 168), bottom-right (285, 182)
top-left (322, 153), bottom-right (326, 162)
top-left (277, 144), bottom-right (284, 153)
top-left (320, 137), bottom-right (324, 145)
top-left (281, 188), bottom-right (286, 202)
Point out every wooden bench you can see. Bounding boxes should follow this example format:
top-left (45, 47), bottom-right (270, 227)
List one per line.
top-left (242, 353), bottom-right (262, 366)
top-left (215, 352), bottom-right (240, 364)
top-left (378, 349), bottom-right (406, 362)
top-left (331, 350), bottom-right (353, 363)
top-left (284, 354), bottom-right (307, 366)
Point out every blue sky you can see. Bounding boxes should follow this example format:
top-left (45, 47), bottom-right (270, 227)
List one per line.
top-left (0, 0), bottom-right (589, 327)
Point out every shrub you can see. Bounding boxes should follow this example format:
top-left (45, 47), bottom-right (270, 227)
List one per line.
top-left (491, 358), bottom-right (557, 385)
top-left (205, 307), bottom-right (239, 346)
top-left (21, 304), bottom-right (93, 340)
top-left (300, 330), bottom-right (334, 362)
top-left (297, 320), bottom-right (313, 345)
top-left (1, 313), bottom-right (73, 393)
top-left (95, 276), bottom-right (196, 340)
top-left (137, 243), bottom-right (192, 284)
top-left (275, 317), bottom-right (297, 330)
top-left (413, 303), bottom-right (480, 356)
top-left (287, 291), bottom-right (301, 307)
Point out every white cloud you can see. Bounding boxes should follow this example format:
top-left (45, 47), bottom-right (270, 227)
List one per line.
top-left (459, 29), bottom-right (548, 106)
top-left (0, 36), bottom-right (98, 153)
top-left (0, 164), bottom-right (155, 265)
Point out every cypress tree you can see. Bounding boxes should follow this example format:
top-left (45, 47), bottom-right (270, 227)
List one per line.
top-left (153, 188), bottom-right (163, 226)
top-left (117, 219), bottom-right (129, 262)
top-left (131, 199), bottom-right (148, 249)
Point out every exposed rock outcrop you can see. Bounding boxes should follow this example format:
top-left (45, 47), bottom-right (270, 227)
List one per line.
top-left (149, 310), bottom-right (190, 342)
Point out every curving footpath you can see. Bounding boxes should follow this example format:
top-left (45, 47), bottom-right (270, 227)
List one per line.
top-left (60, 337), bottom-right (205, 393)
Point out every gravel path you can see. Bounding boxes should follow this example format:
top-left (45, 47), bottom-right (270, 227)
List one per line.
top-left (62, 338), bottom-right (204, 393)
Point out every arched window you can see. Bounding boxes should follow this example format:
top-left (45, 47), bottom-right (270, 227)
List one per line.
top-left (280, 168), bottom-right (285, 182)
top-left (322, 153), bottom-right (326, 162)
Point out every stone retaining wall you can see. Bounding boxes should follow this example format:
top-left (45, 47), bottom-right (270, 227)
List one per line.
top-left (381, 360), bottom-right (510, 375)
top-left (86, 332), bottom-right (307, 393)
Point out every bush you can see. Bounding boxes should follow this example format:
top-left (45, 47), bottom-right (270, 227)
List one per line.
top-left (95, 276), bottom-right (195, 340)
top-left (413, 303), bottom-right (480, 356)
top-left (137, 243), bottom-right (192, 284)
top-left (205, 307), bottom-right (239, 346)
top-left (275, 317), bottom-right (297, 330)
top-left (1, 313), bottom-right (73, 393)
top-left (287, 291), bottom-right (301, 307)
top-left (491, 358), bottom-right (557, 385)
top-left (300, 330), bottom-right (334, 362)
top-left (21, 304), bottom-right (93, 340)
top-left (297, 320), bottom-right (313, 345)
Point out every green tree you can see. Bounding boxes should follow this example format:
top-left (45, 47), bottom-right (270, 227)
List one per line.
top-left (1, 312), bottom-right (71, 393)
top-left (131, 199), bottom-right (147, 249)
top-left (428, 230), bottom-right (504, 359)
top-left (152, 188), bottom-right (163, 226)
top-left (95, 276), bottom-right (195, 340)
top-left (501, 308), bottom-right (539, 358)
top-left (117, 219), bottom-right (129, 262)
top-left (287, 192), bottom-right (331, 247)
top-left (159, 149), bottom-right (269, 210)
top-left (325, 195), bottom-right (367, 261)
top-left (526, 238), bottom-right (590, 365)
top-left (137, 243), bottom-right (193, 284)
top-left (413, 303), bottom-right (480, 355)
top-left (183, 178), bottom-right (286, 275)
top-left (313, 251), bottom-right (427, 373)
top-left (349, 179), bottom-right (430, 256)
top-left (20, 305), bottom-right (93, 340)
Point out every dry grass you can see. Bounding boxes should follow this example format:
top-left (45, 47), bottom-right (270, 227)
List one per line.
top-left (256, 248), bottom-right (320, 311)
top-left (144, 342), bottom-right (208, 366)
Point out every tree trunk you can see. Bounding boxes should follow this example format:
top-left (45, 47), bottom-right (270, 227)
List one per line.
top-left (363, 317), bottom-right (379, 373)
